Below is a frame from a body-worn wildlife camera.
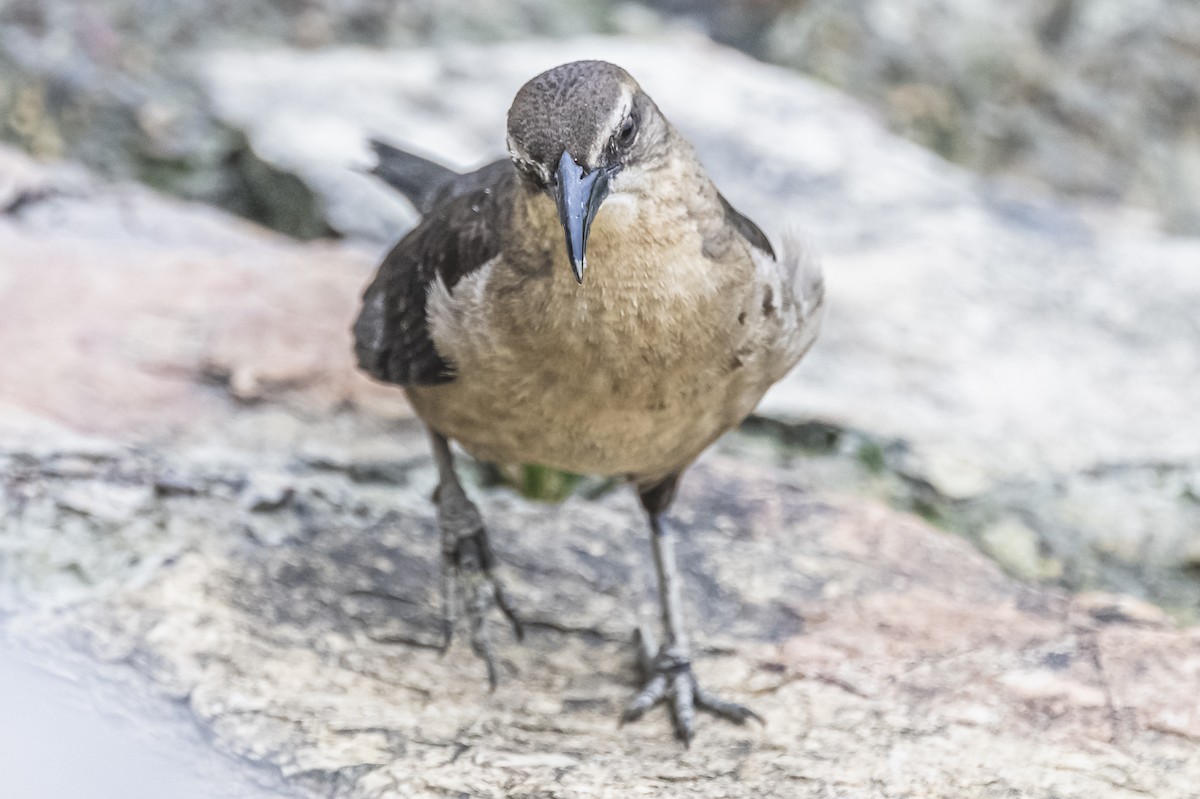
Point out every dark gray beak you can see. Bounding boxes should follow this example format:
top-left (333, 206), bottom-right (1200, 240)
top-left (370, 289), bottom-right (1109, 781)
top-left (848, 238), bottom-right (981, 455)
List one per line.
top-left (554, 150), bottom-right (612, 283)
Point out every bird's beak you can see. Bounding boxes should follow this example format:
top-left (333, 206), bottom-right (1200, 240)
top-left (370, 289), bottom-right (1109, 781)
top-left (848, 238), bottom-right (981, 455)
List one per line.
top-left (554, 150), bottom-right (611, 284)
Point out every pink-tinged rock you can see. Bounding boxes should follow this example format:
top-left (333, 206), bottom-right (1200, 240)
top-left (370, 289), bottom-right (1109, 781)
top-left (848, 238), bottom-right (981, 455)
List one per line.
top-left (0, 145), bottom-right (409, 440)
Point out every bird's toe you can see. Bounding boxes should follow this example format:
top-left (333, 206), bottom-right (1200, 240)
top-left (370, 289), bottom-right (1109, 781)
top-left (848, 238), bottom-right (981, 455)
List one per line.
top-left (694, 683), bottom-right (762, 725)
top-left (437, 521), bottom-right (524, 686)
top-left (621, 642), bottom-right (759, 743)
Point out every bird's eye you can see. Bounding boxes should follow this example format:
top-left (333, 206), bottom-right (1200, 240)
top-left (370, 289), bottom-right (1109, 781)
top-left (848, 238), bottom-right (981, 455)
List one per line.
top-left (618, 115), bottom-right (637, 149)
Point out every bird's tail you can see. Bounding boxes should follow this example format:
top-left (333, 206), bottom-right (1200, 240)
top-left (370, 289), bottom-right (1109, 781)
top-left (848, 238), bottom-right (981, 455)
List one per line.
top-left (368, 139), bottom-right (461, 216)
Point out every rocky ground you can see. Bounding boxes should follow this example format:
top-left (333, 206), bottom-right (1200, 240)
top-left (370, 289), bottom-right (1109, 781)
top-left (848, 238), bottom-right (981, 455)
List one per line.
top-left (2, 22), bottom-right (1199, 799)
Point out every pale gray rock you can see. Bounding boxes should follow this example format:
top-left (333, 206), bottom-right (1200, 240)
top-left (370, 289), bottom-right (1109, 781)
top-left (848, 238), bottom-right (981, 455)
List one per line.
top-left (197, 36), bottom-right (1200, 614)
top-left (755, 0), bottom-right (1200, 235)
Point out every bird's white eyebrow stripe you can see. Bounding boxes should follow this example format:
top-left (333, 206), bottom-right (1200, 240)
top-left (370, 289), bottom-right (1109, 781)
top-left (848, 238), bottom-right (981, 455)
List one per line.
top-left (506, 134), bottom-right (531, 166)
top-left (588, 85), bottom-right (634, 166)
top-left (507, 134), bottom-right (552, 184)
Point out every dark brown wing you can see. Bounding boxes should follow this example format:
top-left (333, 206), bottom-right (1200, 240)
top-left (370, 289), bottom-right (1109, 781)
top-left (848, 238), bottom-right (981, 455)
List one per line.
top-left (369, 139), bottom-right (513, 216)
top-left (368, 140), bottom-right (460, 215)
top-left (354, 167), bottom-right (515, 385)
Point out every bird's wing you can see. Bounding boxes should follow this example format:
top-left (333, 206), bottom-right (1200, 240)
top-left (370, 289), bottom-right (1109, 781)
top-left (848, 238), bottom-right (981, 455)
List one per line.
top-left (762, 236), bottom-right (824, 383)
top-left (716, 191), bottom-right (775, 259)
top-left (370, 139), bottom-right (513, 216)
top-left (368, 140), bottom-right (460, 215)
top-left (354, 167), bottom-right (515, 386)
top-left (708, 191), bottom-right (823, 383)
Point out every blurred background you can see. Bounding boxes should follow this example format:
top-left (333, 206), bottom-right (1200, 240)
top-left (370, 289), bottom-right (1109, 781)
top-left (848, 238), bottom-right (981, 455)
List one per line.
top-left (3, 0), bottom-right (1199, 235)
top-left (2, 1), bottom-right (1199, 796)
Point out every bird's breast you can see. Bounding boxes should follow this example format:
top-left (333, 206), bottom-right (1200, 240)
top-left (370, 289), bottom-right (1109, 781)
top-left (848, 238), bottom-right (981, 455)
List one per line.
top-left (414, 192), bottom-right (766, 477)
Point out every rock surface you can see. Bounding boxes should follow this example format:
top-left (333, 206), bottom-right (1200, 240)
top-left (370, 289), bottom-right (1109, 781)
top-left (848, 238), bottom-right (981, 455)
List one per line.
top-left (0, 144), bottom-right (407, 441)
top-left (6, 428), bottom-right (1200, 798)
top-left (666, 0), bottom-right (1200, 234)
top-left (197, 36), bottom-right (1200, 614)
top-left (3, 35), bottom-right (1200, 798)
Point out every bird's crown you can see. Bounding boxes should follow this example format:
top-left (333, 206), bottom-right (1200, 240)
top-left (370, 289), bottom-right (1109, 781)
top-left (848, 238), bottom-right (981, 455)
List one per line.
top-left (506, 60), bottom-right (644, 182)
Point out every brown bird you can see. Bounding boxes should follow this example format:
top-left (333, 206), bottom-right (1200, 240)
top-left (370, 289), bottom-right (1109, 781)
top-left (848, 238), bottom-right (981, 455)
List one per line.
top-left (355, 59), bottom-right (824, 742)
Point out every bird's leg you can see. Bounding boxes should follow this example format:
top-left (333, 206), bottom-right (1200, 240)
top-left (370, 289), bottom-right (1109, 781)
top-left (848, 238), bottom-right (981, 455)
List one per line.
top-left (623, 476), bottom-right (761, 744)
top-left (427, 429), bottom-right (523, 687)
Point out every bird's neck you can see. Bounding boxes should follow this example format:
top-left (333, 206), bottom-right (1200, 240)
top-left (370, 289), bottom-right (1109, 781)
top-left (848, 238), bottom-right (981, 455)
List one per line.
top-left (491, 161), bottom-right (753, 360)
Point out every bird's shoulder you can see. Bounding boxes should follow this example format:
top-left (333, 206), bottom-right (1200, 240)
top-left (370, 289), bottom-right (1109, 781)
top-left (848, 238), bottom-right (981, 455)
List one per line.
top-left (353, 163), bottom-right (517, 386)
top-left (427, 159), bottom-right (514, 210)
top-left (692, 180), bottom-right (776, 267)
top-left (698, 185), bottom-right (823, 381)
top-left (715, 191), bottom-right (775, 259)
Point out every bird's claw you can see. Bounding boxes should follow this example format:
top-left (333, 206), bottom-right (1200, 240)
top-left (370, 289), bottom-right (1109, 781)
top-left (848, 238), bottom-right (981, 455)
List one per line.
top-left (622, 628), bottom-right (761, 745)
top-left (437, 490), bottom-right (523, 688)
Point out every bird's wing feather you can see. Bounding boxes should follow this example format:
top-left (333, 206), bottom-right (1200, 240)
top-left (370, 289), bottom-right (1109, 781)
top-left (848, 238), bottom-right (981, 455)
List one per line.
top-left (368, 140), bottom-right (461, 215)
top-left (707, 189), bottom-right (823, 384)
top-left (370, 139), bottom-right (512, 216)
top-left (765, 236), bottom-right (824, 381)
top-left (354, 166), bottom-right (515, 385)
top-left (427, 160), bottom-right (514, 211)
top-left (716, 191), bottom-right (775, 259)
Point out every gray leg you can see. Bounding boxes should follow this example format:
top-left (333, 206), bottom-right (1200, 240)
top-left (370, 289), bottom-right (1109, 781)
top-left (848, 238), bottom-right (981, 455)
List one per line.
top-left (427, 428), bottom-right (523, 687)
top-left (623, 477), bottom-right (761, 744)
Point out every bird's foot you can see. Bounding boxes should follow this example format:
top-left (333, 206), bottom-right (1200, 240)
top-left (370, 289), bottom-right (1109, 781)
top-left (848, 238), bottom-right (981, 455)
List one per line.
top-left (436, 487), bottom-right (524, 687)
top-left (621, 627), bottom-right (761, 745)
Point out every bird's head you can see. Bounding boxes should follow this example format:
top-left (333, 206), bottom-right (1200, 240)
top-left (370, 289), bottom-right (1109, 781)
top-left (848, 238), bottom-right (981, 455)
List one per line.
top-left (506, 60), bottom-right (668, 283)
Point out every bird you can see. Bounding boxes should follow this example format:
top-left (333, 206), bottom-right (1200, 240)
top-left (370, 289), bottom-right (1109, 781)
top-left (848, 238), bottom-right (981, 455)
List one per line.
top-left (354, 59), bottom-right (824, 743)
